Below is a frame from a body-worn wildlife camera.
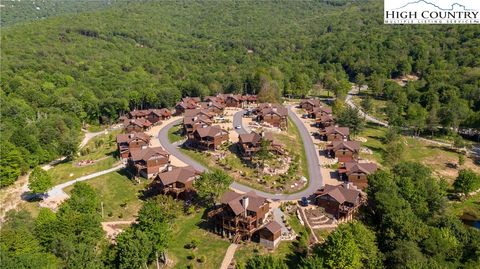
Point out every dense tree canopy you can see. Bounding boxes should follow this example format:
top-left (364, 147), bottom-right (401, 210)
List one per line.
top-left (1, 0), bottom-right (479, 187)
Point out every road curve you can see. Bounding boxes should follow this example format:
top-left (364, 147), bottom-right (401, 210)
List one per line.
top-left (346, 86), bottom-right (389, 127)
top-left (158, 106), bottom-right (324, 201)
top-left (232, 110), bottom-right (250, 135)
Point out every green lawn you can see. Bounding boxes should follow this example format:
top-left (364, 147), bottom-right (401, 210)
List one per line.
top-left (48, 157), bottom-right (120, 186)
top-left (63, 171), bottom-right (146, 221)
top-left (167, 209), bottom-right (230, 269)
top-left (283, 117), bottom-right (309, 179)
top-left (49, 130), bottom-right (122, 185)
top-left (168, 124), bottom-right (185, 143)
top-left (447, 192), bottom-right (480, 221)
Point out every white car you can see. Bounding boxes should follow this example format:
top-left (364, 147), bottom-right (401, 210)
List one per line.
top-left (235, 125), bottom-right (241, 129)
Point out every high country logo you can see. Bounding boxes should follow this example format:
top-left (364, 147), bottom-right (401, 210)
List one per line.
top-left (384, 0), bottom-right (480, 24)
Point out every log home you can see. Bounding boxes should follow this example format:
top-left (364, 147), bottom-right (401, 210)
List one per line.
top-left (256, 104), bottom-right (288, 130)
top-left (316, 114), bottom-right (335, 128)
top-left (338, 162), bottom-right (377, 190)
top-left (299, 99), bottom-right (321, 112)
top-left (208, 191), bottom-right (270, 242)
top-left (175, 101), bottom-right (198, 115)
top-left (124, 118), bottom-right (152, 133)
top-left (154, 165), bottom-right (200, 199)
top-left (321, 126), bottom-right (350, 141)
top-left (311, 106), bottom-right (333, 119)
top-left (128, 147), bottom-right (170, 179)
top-left (116, 132), bottom-right (151, 160)
top-left (315, 183), bottom-right (364, 222)
top-left (237, 132), bottom-right (284, 158)
top-left (148, 108), bottom-right (172, 123)
top-left (326, 140), bottom-right (361, 162)
top-left (183, 115), bottom-right (213, 139)
top-left (259, 221), bottom-right (282, 249)
top-left (191, 125), bottom-right (229, 150)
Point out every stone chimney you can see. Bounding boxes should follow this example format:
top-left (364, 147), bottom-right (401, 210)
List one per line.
top-left (242, 196), bottom-right (249, 216)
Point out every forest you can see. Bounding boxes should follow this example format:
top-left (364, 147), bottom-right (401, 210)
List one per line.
top-left (1, 0), bottom-right (479, 186)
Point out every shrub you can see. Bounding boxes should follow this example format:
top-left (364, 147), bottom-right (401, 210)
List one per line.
top-left (187, 253), bottom-right (196, 260)
top-left (197, 255), bottom-right (206, 263)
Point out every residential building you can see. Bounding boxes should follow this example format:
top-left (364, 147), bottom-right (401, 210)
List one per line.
top-left (316, 114), bottom-right (335, 128)
top-left (148, 108), bottom-right (172, 123)
top-left (154, 165), bottom-right (200, 199)
top-left (326, 140), bottom-right (361, 162)
top-left (314, 183), bottom-right (364, 222)
top-left (191, 125), bottom-right (229, 150)
top-left (175, 101), bottom-right (198, 115)
top-left (259, 221), bottom-right (282, 249)
top-left (256, 104), bottom-right (288, 130)
top-left (208, 190), bottom-right (270, 242)
top-left (116, 132), bottom-right (151, 160)
top-left (183, 115), bottom-right (213, 139)
top-left (127, 147), bottom-right (170, 179)
top-left (184, 108), bottom-right (216, 119)
top-left (237, 132), bottom-right (284, 158)
top-left (320, 126), bottom-right (350, 141)
top-left (124, 118), bottom-right (152, 133)
top-left (338, 162), bottom-right (378, 190)
top-left (311, 106), bottom-right (333, 119)
top-left (299, 99), bottom-right (321, 112)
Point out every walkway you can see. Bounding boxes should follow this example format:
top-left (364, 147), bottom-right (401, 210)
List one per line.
top-left (157, 106), bottom-right (324, 201)
top-left (219, 243), bottom-right (238, 269)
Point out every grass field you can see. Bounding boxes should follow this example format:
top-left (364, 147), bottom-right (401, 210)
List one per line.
top-left (358, 123), bottom-right (480, 181)
top-left (49, 130), bottom-right (122, 185)
top-left (167, 209), bottom-right (230, 269)
top-left (168, 124), bottom-right (185, 143)
top-left (63, 171), bottom-right (146, 221)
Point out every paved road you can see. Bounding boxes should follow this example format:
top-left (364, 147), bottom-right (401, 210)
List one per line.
top-left (346, 86), bottom-right (389, 127)
top-left (158, 106), bottom-right (324, 201)
top-left (232, 110), bottom-right (250, 134)
top-left (79, 124), bottom-right (123, 149)
top-left (46, 164), bottom-right (125, 199)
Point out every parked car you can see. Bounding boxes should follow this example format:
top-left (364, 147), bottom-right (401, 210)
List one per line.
top-left (302, 114), bottom-right (309, 119)
top-left (235, 125), bottom-right (241, 129)
top-left (300, 197), bottom-right (309, 206)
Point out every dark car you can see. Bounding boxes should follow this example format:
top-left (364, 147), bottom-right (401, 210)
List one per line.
top-left (300, 197), bottom-right (309, 206)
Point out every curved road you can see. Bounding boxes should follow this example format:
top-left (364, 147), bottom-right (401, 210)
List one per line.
top-left (346, 86), bottom-right (388, 127)
top-left (158, 106), bottom-right (323, 200)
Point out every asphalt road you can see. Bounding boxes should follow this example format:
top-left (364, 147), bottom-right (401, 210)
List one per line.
top-left (346, 85), bottom-right (389, 127)
top-left (158, 106), bottom-right (324, 201)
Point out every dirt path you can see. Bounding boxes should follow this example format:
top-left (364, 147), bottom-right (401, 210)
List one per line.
top-left (220, 243), bottom-right (238, 269)
top-left (101, 220), bottom-right (136, 241)
top-left (0, 126), bottom-right (122, 221)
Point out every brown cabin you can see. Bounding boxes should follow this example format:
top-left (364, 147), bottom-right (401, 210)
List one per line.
top-left (326, 140), bottom-right (361, 163)
top-left (256, 104), bottom-right (288, 130)
top-left (225, 94), bottom-right (243, 108)
top-left (148, 108), bottom-right (172, 124)
top-left (183, 115), bottom-right (213, 139)
top-left (299, 99), bottom-right (321, 112)
top-left (154, 165), bottom-right (200, 199)
top-left (127, 147), bottom-right (170, 179)
top-left (128, 110), bottom-right (150, 120)
top-left (116, 132), bottom-right (151, 160)
top-left (315, 183), bottom-right (364, 222)
top-left (321, 126), bottom-right (350, 141)
top-left (238, 132), bottom-right (262, 157)
top-left (184, 109), bottom-right (216, 119)
top-left (316, 114), bottom-right (335, 128)
top-left (199, 101), bottom-right (225, 115)
top-left (311, 106), bottom-right (333, 119)
top-left (243, 95), bottom-right (257, 105)
top-left (259, 221), bottom-right (282, 249)
top-left (208, 191), bottom-right (270, 242)
top-left (175, 101), bottom-right (198, 115)
top-left (191, 125), bottom-right (229, 150)
top-left (338, 162), bottom-right (378, 190)
top-left (124, 118), bottom-right (152, 133)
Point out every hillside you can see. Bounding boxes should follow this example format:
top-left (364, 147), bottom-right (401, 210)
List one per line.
top-left (1, 0), bottom-right (479, 186)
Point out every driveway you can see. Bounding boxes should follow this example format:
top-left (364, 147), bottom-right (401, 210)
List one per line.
top-left (345, 85), bottom-right (388, 127)
top-left (157, 106), bottom-right (324, 201)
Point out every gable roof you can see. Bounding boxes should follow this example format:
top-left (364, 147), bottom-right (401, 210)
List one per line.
top-left (316, 184), bottom-right (361, 205)
top-left (176, 101), bottom-right (197, 110)
top-left (320, 114), bottom-right (335, 122)
top-left (124, 118), bottom-right (152, 128)
top-left (238, 132), bottom-right (262, 144)
top-left (116, 132), bottom-right (151, 144)
top-left (313, 106), bottom-right (333, 115)
top-left (194, 125), bottom-right (228, 138)
top-left (184, 109), bottom-right (215, 118)
top-left (300, 99), bottom-right (321, 107)
top-left (344, 162), bottom-right (377, 175)
top-left (149, 108), bottom-right (171, 117)
top-left (259, 105), bottom-right (288, 117)
top-left (331, 141), bottom-right (361, 152)
top-left (130, 147), bottom-right (169, 162)
top-left (263, 221), bottom-right (282, 234)
top-left (325, 126), bottom-right (350, 136)
top-left (129, 110), bottom-right (150, 118)
top-left (183, 115), bottom-right (213, 126)
top-left (220, 190), bottom-right (268, 215)
top-left (156, 166), bottom-right (199, 185)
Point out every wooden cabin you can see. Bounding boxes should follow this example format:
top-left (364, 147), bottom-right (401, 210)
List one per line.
top-left (116, 132), bottom-right (151, 160)
top-left (154, 165), bottom-right (200, 199)
top-left (338, 162), bottom-right (378, 190)
top-left (127, 147), bottom-right (170, 179)
top-left (315, 183), bottom-right (364, 222)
